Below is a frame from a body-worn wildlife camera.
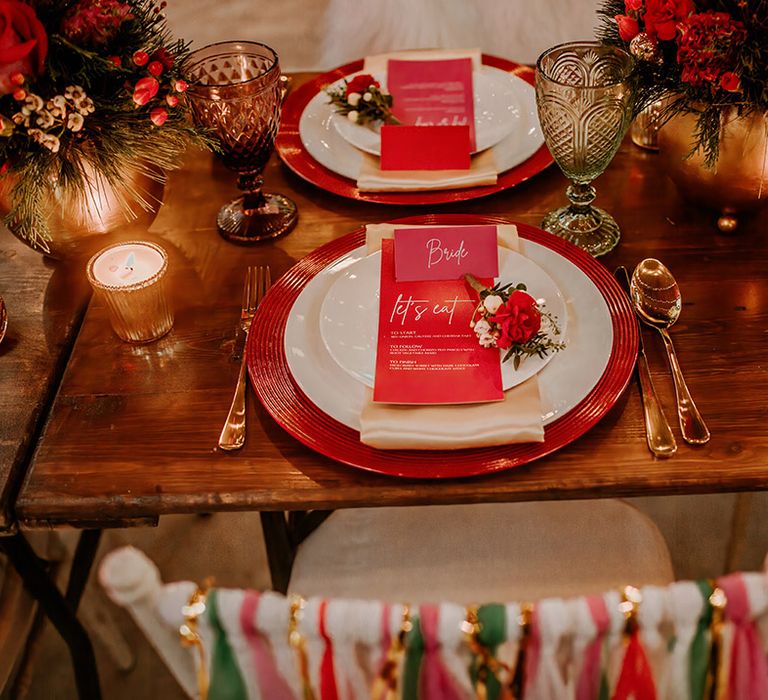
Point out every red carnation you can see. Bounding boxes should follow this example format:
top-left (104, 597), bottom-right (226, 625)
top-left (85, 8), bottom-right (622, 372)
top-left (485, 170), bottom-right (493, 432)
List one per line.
top-left (491, 291), bottom-right (542, 349)
top-left (677, 12), bottom-right (746, 92)
top-left (625, 0), bottom-right (644, 11)
top-left (61, 0), bottom-right (132, 47)
top-left (346, 73), bottom-right (379, 95)
top-left (0, 1), bottom-right (48, 95)
top-left (644, 0), bottom-right (694, 42)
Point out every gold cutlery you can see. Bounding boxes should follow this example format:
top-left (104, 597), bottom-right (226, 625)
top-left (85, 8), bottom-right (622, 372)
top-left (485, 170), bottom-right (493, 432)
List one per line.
top-left (218, 266), bottom-right (271, 451)
top-left (615, 267), bottom-right (677, 457)
top-left (630, 259), bottom-right (710, 445)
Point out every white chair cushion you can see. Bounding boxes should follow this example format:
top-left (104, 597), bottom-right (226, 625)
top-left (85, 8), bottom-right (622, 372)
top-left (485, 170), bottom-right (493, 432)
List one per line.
top-left (289, 500), bottom-right (674, 603)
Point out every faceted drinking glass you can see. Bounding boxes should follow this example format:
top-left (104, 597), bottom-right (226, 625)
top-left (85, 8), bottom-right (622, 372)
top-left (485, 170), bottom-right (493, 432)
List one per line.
top-left (535, 42), bottom-right (634, 257)
top-left (185, 41), bottom-right (297, 243)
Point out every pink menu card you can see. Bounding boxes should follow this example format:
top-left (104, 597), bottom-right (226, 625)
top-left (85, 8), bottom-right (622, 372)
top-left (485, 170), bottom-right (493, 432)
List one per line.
top-left (373, 237), bottom-right (502, 405)
top-left (380, 57), bottom-right (476, 171)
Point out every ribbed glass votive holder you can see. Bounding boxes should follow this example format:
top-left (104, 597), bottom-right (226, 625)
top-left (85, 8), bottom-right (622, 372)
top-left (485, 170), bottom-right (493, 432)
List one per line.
top-left (86, 241), bottom-right (174, 343)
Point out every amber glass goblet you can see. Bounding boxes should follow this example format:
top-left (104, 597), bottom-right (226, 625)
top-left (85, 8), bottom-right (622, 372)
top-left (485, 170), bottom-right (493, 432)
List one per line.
top-left (535, 42), bottom-right (634, 257)
top-left (185, 41), bottom-right (297, 243)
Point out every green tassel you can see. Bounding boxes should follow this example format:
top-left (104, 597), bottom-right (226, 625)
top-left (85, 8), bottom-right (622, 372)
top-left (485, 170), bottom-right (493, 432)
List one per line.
top-left (207, 590), bottom-right (248, 700)
top-left (402, 615), bottom-right (424, 700)
top-left (690, 581), bottom-right (714, 700)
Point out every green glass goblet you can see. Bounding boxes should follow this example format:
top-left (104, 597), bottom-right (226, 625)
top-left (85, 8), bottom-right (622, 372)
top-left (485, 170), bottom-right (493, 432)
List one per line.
top-left (535, 42), bottom-right (634, 256)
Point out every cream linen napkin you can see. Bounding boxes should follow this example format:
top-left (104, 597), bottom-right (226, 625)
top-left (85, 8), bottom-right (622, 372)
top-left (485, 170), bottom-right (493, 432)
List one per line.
top-left (357, 48), bottom-right (497, 193)
top-left (363, 48), bottom-right (483, 73)
top-left (359, 223), bottom-right (544, 450)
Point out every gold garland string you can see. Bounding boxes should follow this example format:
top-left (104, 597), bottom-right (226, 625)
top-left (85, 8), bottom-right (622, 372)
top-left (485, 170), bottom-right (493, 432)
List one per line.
top-left (289, 594), bottom-right (317, 700)
top-left (707, 584), bottom-right (728, 700)
top-left (179, 577), bottom-right (214, 700)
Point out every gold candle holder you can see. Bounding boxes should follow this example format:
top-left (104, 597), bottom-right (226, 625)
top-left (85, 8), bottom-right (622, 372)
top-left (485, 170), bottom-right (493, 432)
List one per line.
top-left (87, 241), bottom-right (173, 343)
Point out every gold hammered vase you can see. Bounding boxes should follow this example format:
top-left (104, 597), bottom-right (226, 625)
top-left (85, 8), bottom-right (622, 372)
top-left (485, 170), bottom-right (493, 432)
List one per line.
top-left (658, 108), bottom-right (768, 232)
top-left (0, 160), bottom-right (165, 260)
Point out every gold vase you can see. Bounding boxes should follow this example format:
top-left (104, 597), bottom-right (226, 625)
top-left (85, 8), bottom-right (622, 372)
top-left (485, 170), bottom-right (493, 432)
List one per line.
top-left (658, 108), bottom-right (768, 232)
top-left (0, 161), bottom-right (165, 260)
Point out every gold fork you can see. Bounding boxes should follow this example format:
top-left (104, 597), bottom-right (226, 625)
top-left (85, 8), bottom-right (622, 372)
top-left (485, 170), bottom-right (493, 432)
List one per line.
top-left (218, 266), bottom-right (271, 451)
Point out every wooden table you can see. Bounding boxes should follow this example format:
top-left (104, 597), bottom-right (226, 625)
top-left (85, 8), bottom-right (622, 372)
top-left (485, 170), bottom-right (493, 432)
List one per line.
top-left (4, 72), bottom-right (768, 696)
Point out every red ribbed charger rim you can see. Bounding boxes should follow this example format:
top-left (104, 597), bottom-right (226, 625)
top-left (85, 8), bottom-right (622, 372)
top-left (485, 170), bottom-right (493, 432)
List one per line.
top-left (276, 55), bottom-right (554, 205)
top-left (247, 215), bottom-right (638, 479)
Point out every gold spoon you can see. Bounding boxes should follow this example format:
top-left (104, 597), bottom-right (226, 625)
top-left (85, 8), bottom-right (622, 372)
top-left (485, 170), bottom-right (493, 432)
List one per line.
top-left (630, 259), bottom-right (710, 445)
top-left (0, 296), bottom-right (6, 345)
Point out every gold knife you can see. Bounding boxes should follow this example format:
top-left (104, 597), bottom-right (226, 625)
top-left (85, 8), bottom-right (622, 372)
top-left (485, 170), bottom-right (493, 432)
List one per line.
top-left (615, 266), bottom-right (677, 458)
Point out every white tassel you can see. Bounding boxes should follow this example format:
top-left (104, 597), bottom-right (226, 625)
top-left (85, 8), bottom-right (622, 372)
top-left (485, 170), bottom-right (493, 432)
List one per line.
top-left (662, 581), bottom-right (705, 700)
top-left (437, 602), bottom-right (474, 697)
top-left (637, 585), bottom-right (670, 695)
top-left (255, 592), bottom-right (302, 699)
top-left (528, 597), bottom-right (572, 700)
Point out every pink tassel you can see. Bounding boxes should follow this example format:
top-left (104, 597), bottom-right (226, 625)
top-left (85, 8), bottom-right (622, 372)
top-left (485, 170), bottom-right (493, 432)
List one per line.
top-left (419, 604), bottom-right (465, 700)
top-left (240, 591), bottom-right (295, 699)
top-left (718, 573), bottom-right (768, 700)
top-left (576, 596), bottom-right (610, 700)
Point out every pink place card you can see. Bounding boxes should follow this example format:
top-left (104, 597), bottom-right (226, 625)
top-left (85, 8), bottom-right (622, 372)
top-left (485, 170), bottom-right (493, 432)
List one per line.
top-left (373, 238), bottom-right (503, 405)
top-left (387, 57), bottom-right (477, 149)
top-left (393, 225), bottom-right (498, 282)
top-left (379, 124), bottom-right (471, 171)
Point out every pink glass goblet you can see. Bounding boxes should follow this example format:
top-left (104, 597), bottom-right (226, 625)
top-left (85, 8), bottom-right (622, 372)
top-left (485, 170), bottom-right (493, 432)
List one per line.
top-left (185, 41), bottom-right (297, 243)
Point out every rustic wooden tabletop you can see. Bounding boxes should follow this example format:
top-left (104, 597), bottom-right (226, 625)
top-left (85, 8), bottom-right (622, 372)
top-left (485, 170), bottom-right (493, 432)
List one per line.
top-left (5, 73), bottom-right (767, 530)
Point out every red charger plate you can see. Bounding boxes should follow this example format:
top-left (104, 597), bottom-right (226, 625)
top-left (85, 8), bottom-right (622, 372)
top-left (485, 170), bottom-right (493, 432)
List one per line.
top-left (276, 56), bottom-right (554, 205)
top-left (247, 215), bottom-right (638, 479)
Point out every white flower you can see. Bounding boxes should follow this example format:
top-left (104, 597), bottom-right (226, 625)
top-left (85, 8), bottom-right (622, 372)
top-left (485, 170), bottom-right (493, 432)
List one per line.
top-left (12, 112), bottom-right (29, 127)
top-left (483, 294), bottom-right (503, 314)
top-left (474, 319), bottom-right (491, 335)
top-left (64, 85), bottom-right (86, 102)
top-left (67, 112), bottom-right (84, 132)
top-left (363, 92), bottom-right (373, 102)
top-left (43, 133), bottom-right (60, 153)
top-left (76, 97), bottom-right (95, 115)
top-left (24, 94), bottom-right (44, 112)
top-left (347, 110), bottom-right (359, 123)
top-left (35, 110), bottom-right (55, 129)
top-left (47, 96), bottom-right (67, 118)
top-left (479, 332), bottom-right (497, 348)
top-left (347, 92), bottom-right (361, 107)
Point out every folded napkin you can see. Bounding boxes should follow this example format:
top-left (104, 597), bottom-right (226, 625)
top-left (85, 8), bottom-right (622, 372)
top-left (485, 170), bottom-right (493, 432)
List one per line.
top-left (357, 150), bottom-right (498, 193)
top-left (360, 223), bottom-right (544, 450)
top-left (363, 48), bottom-right (483, 74)
top-left (357, 48), bottom-right (497, 193)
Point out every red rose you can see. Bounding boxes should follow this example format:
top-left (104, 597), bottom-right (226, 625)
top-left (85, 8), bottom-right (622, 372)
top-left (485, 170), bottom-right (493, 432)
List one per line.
top-left (491, 290), bottom-right (541, 350)
top-left (0, 1), bottom-right (48, 94)
top-left (644, 0), bottom-right (694, 41)
top-left (346, 73), bottom-right (379, 95)
top-left (625, 0), bottom-right (644, 11)
top-left (615, 15), bottom-right (640, 42)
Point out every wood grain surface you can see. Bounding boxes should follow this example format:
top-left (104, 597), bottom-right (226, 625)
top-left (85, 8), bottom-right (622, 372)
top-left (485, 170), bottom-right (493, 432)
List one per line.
top-left (13, 73), bottom-right (768, 528)
top-left (0, 235), bottom-right (89, 532)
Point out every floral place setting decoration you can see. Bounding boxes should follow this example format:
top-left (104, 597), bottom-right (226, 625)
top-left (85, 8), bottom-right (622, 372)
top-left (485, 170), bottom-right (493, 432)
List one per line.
top-left (325, 73), bottom-right (397, 127)
top-left (598, 0), bottom-right (768, 230)
top-left (0, 0), bottom-right (205, 254)
top-left (465, 273), bottom-right (566, 371)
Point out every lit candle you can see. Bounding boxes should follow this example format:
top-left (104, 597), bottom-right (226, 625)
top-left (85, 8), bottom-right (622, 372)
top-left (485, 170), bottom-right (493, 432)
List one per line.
top-left (87, 241), bottom-right (173, 343)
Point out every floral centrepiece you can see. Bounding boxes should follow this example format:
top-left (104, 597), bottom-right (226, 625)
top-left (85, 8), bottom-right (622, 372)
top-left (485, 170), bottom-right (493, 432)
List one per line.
top-left (598, 0), bottom-right (768, 166)
top-left (326, 73), bottom-right (398, 126)
top-left (465, 273), bottom-right (566, 370)
top-left (0, 0), bottom-right (204, 252)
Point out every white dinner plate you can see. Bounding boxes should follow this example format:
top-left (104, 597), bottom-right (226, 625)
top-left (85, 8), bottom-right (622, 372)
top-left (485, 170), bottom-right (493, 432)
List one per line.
top-left (331, 68), bottom-right (519, 156)
top-left (299, 66), bottom-right (544, 181)
top-left (284, 239), bottom-right (613, 430)
top-left (319, 247), bottom-right (567, 391)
